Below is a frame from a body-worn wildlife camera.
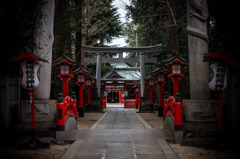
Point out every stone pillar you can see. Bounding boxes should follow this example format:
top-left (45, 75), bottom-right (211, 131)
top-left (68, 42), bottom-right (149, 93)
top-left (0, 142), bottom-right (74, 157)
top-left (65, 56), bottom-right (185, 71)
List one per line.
top-left (33, 0), bottom-right (55, 100)
top-left (96, 53), bottom-right (102, 97)
top-left (140, 52), bottom-right (145, 97)
top-left (186, 0), bottom-right (210, 100)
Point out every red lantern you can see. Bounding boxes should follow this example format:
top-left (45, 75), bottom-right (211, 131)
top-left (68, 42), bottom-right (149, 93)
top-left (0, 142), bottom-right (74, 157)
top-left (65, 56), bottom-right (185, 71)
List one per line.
top-left (86, 79), bottom-right (92, 86)
top-left (164, 51), bottom-right (188, 97)
top-left (53, 53), bottom-right (77, 98)
top-left (151, 65), bottom-right (169, 117)
top-left (73, 66), bottom-right (90, 117)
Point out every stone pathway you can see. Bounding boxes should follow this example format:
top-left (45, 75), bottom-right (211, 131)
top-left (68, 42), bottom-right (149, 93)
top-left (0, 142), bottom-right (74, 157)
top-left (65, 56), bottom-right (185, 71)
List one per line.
top-left (61, 107), bottom-right (179, 159)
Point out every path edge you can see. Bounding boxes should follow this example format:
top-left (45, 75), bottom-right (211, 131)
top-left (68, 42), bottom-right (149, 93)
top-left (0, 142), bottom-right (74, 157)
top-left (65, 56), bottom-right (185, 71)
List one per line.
top-left (135, 112), bottom-right (153, 129)
top-left (90, 111), bottom-right (108, 129)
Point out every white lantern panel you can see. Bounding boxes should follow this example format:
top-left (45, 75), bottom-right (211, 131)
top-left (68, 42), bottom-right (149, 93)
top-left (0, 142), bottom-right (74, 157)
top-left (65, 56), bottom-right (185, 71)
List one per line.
top-left (124, 91), bottom-right (128, 97)
top-left (61, 65), bottom-right (69, 75)
top-left (78, 74), bottom-right (85, 82)
top-left (87, 80), bottom-right (92, 86)
top-left (208, 62), bottom-right (228, 91)
top-left (20, 60), bottom-right (40, 90)
top-left (172, 64), bottom-right (181, 74)
top-left (104, 91), bottom-right (108, 97)
top-left (149, 80), bottom-right (154, 86)
top-left (158, 74), bottom-right (164, 82)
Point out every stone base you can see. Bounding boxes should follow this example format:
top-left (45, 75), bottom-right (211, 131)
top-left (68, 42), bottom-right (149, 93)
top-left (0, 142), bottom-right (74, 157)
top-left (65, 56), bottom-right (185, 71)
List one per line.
top-left (56, 117), bottom-right (77, 141)
top-left (163, 116), bottom-right (183, 143)
top-left (16, 100), bottom-right (57, 131)
top-left (182, 99), bottom-right (218, 137)
top-left (158, 107), bottom-right (163, 117)
top-left (79, 108), bottom-right (84, 117)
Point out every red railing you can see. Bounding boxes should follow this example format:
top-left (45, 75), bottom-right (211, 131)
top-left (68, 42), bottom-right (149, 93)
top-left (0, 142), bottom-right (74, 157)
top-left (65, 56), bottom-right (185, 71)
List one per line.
top-left (56, 93), bottom-right (77, 131)
top-left (164, 93), bottom-right (182, 131)
top-left (125, 98), bottom-right (136, 108)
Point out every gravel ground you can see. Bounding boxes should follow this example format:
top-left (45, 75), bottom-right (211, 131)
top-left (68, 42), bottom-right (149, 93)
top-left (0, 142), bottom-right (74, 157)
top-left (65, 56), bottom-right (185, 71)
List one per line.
top-left (137, 111), bottom-right (239, 159)
top-left (1, 110), bottom-right (238, 159)
top-left (0, 112), bottom-right (103, 159)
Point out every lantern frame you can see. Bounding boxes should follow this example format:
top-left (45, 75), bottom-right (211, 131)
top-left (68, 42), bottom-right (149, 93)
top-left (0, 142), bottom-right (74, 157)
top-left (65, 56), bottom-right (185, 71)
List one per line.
top-left (73, 66), bottom-right (91, 85)
top-left (148, 79), bottom-right (155, 87)
top-left (53, 53), bottom-right (77, 79)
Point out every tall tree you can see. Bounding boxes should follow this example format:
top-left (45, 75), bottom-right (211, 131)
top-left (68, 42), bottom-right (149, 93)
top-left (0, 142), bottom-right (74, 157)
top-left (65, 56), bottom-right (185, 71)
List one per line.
top-left (33, 0), bottom-right (55, 100)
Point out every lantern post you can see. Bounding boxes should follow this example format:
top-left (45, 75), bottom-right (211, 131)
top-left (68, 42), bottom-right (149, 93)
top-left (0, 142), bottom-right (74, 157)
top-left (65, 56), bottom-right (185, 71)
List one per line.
top-left (73, 66), bottom-right (90, 117)
top-left (134, 85), bottom-right (140, 109)
top-left (164, 50), bottom-right (188, 97)
top-left (11, 48), bottom-right (48, 134)
top-left (151, 65), bottom-right (169, 116)
top-left (53, 52), bottom-right (77, 98)
top-left (85, 75), bottom-right (95, 111)
top-left (146, 77), bottom-right (155, 112)
top-left (203, 51), bottom-right (235, 129)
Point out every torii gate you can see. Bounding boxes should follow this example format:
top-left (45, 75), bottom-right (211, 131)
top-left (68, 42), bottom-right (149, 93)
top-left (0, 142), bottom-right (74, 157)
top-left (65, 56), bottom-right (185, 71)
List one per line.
top-left (82, 44), bottom-right (162, 97)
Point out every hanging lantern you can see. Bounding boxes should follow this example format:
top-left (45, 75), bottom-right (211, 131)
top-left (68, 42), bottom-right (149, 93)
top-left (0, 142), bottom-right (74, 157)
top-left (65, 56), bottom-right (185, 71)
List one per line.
top-left (11, 49), bottom-right (48, 90)
top-left (203, 51), bottom-right (235, 92)
top-left (208, 62), bottom-right (228, 91)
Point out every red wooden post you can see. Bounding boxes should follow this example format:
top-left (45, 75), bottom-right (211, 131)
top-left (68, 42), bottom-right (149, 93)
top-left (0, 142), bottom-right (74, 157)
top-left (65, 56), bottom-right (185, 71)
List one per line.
top-left (174, 93), bottom-right (182, 130)
top-left (218, 92), bottom-right (223, 129)
top-left (173, 77), bottom-right (179, 97)
top-left (79, 84), bottom-right (84, 117)
top-left (136, 92), bottom-right (139, 109)
top-left (56, 93), bottom-right (65, 131)
top-left (150, 87), bottom-right (153, 105)
top-left (28, 91), bottom-right (35, 131)
top-left (88, 87), bottom-right (91, 105)
top-left (158, 85), bottom-right (163, 116)
top-left (62, 78), bottom-right (69, 98)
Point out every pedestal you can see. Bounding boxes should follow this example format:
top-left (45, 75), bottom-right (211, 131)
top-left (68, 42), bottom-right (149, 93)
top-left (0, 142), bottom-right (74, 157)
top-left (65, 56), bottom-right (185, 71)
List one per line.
top-left (18, 100), bottom-right (57, 131)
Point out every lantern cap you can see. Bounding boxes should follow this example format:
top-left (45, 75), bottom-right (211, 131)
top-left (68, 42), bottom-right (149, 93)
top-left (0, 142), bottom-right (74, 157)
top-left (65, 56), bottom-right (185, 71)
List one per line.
top-left (163, 50), bottom-right (188, 65)
top-left (53, 51), bottom-right (77, 66)
top-left (73, 65), bottom-right (91, 75)
top-left (145, 75), bottom-right (154, 81)
top-left (11, 48), bottom-right (48, 63)
top-left (203, 51), bottom-right (235, 68)
top-left (86, 75), bottom-right (96, 81)
top-left (151, 64), bottom-right (169, 75)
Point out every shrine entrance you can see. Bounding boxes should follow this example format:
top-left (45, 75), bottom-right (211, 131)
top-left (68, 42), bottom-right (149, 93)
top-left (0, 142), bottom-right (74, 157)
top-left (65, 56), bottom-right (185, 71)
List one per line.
top-left (82, 45), bottom-right (161, 99)
top-left (107, 89), bottom-right (119, 103)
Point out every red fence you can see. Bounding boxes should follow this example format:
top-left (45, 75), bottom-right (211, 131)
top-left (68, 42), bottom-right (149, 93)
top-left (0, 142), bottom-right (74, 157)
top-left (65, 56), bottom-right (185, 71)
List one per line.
top-left (164, 93), bottom-right (182, 131)
top-left (56, 94), bottom-right (77, 131)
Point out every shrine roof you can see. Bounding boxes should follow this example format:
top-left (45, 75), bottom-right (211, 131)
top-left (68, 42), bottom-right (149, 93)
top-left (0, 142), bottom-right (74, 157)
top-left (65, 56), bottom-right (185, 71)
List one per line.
top-left (203, 51), bottom-right (235, 68)
top-left (102, 69), bottom-right (140, 81)
top-left (11, 49), bottom-right (48, 62)
top-left (73, 66), bottom-right (91, 75)
top-left (151, 66), bottom-right (169, 75)
top-left (163, 52), bottom-right (188, 65)
top-left (53, 53), bottom-right (77, 66)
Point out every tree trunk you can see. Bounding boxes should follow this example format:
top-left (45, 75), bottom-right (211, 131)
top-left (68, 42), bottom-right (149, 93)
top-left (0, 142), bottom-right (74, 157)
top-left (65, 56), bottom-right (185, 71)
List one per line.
top-left (33, 0), bottom-right (55, 100)
top-left (81, 0), bottom-right (88, 64)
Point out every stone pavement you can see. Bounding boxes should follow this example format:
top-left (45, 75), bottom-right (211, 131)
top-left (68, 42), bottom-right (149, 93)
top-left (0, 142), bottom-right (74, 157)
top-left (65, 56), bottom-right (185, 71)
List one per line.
top-left (61, 107), bottom-right (179, 159)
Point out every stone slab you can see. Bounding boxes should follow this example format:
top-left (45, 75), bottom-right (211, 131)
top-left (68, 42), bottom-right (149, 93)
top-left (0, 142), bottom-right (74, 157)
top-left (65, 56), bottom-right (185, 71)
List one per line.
top-left (183, 99), bottom-right (218, 122)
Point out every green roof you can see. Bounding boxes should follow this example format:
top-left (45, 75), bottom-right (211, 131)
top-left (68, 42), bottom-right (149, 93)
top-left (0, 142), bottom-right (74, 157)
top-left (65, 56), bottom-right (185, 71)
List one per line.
top-left (102, 63), bottom-right (140, 81)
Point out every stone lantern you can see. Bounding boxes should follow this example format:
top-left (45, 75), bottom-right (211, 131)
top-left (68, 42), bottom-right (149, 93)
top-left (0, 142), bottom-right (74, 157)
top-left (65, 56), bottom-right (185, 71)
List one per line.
top-left (164, 50), bottom-right (188, 97)
top-left (53, 52), bottom-right (77, 98)
top-left (73, 65), bottom-right (90, 117)
top-left (203, 51), bottom-right (235, 129)
top-left (151, 65), bottom-right (169, 116)
top-left (11, 48), bottom-right (48, 133)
